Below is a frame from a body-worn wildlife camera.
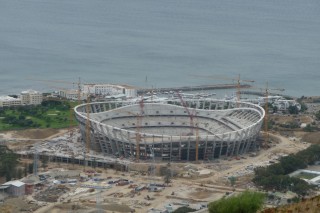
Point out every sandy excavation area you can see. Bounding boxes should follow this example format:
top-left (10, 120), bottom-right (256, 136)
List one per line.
top-left (0, 128), bottom-right (69, 140)
top-left (0, 129), bottom-right (310, 213)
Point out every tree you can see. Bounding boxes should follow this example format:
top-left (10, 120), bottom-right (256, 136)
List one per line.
top-left (303, 124), bottom-right (314, 132)
top-left (280, 155), bottom-right (306, 174)
top-left (0, 145), bottom-right (20, 181)
top-left (228, 176), bottom-right (237, 187)
top-left (5, 171), bottom-right (12, 181)
top-left (18, 115), bottom-right (25, 120)
top-left (315, 110), bottom-right (320, 120)
top-left (288, 105), bottom-right (299, 114)
top-left (17, 168), bottom-right (23, 179)
top-left (208, 191), bottom-right (265, 213)
top-left (272, 106), bottom-right (278, 113)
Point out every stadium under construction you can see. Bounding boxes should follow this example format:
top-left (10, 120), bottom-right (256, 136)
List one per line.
top-left (74, 99), bottom-right (265, 161)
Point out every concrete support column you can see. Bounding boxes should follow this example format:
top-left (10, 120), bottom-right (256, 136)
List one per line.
top-left (179, 138), bottom-right (182, 161)
top-left (204, 136), bottom-right (208, 160)
top-left (187, 140), bottom-right (190, 161)
top-left (219, 141), bottom-right (223, 158)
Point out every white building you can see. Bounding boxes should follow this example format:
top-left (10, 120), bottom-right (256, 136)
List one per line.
top-left (83, 84), bottom-right (137, 98)
top-left (1, 180), bottom-right (25, 197)
top-left (20, 90), bottom-right (43, 105)
top-left (58, 89), bottom-right (82, 100)
top-left (0, 96), bottom-right (22, 107)
top-left (248, 96), bottom-right (301, 112)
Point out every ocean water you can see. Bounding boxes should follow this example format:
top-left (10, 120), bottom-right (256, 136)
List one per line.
top-left (0, 0), bottom-right (319, 97)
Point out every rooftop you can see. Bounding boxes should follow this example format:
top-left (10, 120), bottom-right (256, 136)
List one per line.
top-left (0, 96), bottom-right (20, 101)
top-left (21, 89), bottom-right (41, 95)
top-left (2, 180), bottom-right (25, 187)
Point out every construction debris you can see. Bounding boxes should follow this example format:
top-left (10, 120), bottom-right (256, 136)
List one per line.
top-left (34, 185), bottom-right (70, 202)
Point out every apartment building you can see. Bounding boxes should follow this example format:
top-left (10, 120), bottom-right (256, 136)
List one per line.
top-left (21, 90), bottom-right (43, 105)
top-left (0, 96), bottom-right (22, 107)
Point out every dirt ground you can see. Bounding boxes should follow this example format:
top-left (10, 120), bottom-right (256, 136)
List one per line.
top-left (270, 114), bottom-right (313, 125)
top-left (1, 128), bottom-right (311, 213)
top-left (188, 189), bottom-right (214, 199)
top-left (0, 197), bottom-right (39, 213)
top-left (302, 132), bottom-right (320, 144)
top-left (280, 130), bottom-right (320, 144)
top-left (1, 129), bottom-right (68, 139)
top-left (0, 128), bottom-right (69, 150)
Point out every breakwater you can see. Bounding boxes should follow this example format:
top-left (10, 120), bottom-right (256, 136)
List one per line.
top-left (138, 84), bottom-right (251, 94)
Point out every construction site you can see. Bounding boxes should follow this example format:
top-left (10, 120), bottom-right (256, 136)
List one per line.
top-left (75, 99), bottom-right (264, 162)
top-left (1, 91), bottom-right (315, 212)
top-left (0, 77), bottom-right (318, 212)
top-left (0, 125), bottom-right (310, 213)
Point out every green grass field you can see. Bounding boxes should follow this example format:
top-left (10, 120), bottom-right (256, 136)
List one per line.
top-left (0, 100), bottom-right (79, 131)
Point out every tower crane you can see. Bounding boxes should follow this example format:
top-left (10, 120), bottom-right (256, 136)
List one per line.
top-left (190, 74), bottom-right (255, 102)
top-left (262, 82), bottom-right (284, 148)
top-left (27, 78), bottom-right (83, 141)
top-left (176, 91), bottom-right (195, 135)
top-left (250, 83), bottom-right (284, 148)
top-left (27, 77), bottom-right (82, 104)
top-left (176, 91), bottom-right (200, 161)
top-left (84, 95), bottom-right (91, 171)
top-left (114, 101), bottom-right (144, 161)
top-left (27, 78), bottom-right (93, 170)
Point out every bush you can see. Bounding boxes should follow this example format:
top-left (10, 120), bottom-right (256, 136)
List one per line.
top-left (173, 206), bottom-right (196, 213)
top-left (253, 145), bottom-right (320, 195)
top-left (208, 191), bottom-right (265, 213)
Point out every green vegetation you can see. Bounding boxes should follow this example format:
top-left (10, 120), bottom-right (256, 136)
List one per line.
top-left (253, 145), bottom-right (320, 195)
top-left (262, 195), bottom-right (320, 213)
top-left (296, 97), bottom-right (308, 112)
top-left (315, 110), bottom-right (320, 120)
top-left (0, 100), bottom-right (78, 130)
top-left (173, 206), bottom-right (196, 213)
top-left (288, 105), bottom-right (299, 114)
top-left (208, 191), bottom-right (265, 213)
top-left (0, 145), bottom-right (20, 181)
top-left (303, 124), bottom-right (316, 132)
top-left (278, 121), bottom-right (300, 129)
top-left (228, 176), bottom-right (237, 187)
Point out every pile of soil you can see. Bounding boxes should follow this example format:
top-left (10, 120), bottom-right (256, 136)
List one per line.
top-left (302, 132), bottom-right (320, 144)
top-left (34, 185), bottom-right (70, 202)
top-left (0, 197), bottom-right (39, 213)
top-left (189, 188), bottom-right (213, 199)
top-left (13, 128), bottom-right (60, 139)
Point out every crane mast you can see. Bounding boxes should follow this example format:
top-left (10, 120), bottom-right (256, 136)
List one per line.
top-left (176, 91), bottom-right (199, 161)
top-left (84, 95), bottom-right (91, 171)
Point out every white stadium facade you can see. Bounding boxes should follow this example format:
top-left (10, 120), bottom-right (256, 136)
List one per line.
top-left (74, 99), bottom-right (265, 161)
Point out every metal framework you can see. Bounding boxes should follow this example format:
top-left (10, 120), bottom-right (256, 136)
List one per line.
top-left (74, 99), bottom-right (265, 161)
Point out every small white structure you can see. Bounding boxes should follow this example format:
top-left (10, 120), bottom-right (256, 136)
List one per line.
top-left (300, 123), bottom-right (307, 128)
top-left (0, 89), bottom-right (43, 107)
top-left (57, 89), bottom-right (86, 100)
top-left (0, 96), bottom-right (22, 107)
top-left (83, 84), bottom-right (137, 98)
top-left (1, 180), bottom-right (25, 197)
